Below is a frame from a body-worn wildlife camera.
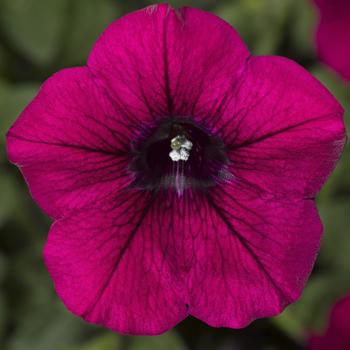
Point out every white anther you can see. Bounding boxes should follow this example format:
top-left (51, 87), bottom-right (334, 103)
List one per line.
top-left (182, 139), bottom-right (193, 151)
top-left (179, 148), bottom-right (190, 161)
top-left (169, 149), bottom-right (181, 162)
top-left (169, 134), bottom-right (193, 162)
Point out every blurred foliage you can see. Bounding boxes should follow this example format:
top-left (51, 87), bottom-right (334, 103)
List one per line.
top-left (0, 81), bottom-right (39, 144)
top-left (216, 0), bottom-right (294, 55)
top-left (1, 0), bottom-right (69, 66)
top-left (0, 0), bottom-right (349, 350)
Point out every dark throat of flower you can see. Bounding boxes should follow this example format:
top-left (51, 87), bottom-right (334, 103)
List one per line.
top-left (129, 117), bottom-right (231, 195)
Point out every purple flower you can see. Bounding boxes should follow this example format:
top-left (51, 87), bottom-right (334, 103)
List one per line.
top-left (6, 4), bottom-right (346, 335)
top-left (308, 294), bottom-right (350, 350)
top-left (313, 0), bottom-right (350, 81)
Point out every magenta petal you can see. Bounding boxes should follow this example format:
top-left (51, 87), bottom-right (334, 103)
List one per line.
top-left (7, 67), bottom-right (134, 219)
top-left (308, 294), bottom-right (350, 350)
top-left (219, 56), bottom-right (345, 199)
top-left (308, 334), bottom-right (348, 350)
top-left (189, 190), bottom-right (322, 327)
top-left (88, 4), bottom-right (250, 119)
top-left (43, 191), bottom-right (190, 335)
top-left (313, 0), bottom-right (350, 81)
top-left (5, 3), bottom-right (347, 336)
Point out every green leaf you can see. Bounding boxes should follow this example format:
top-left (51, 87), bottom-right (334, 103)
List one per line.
top-left (0, 253), bottom-right (7, 284)
top-left (131, 331), bottom-right (185, 350)
top-left (66, 331), bottom-right (186, 350)
top-left (0, 291), bottom-right (6, 342)
top-left (215, 0), bottom-right (293, 55)
top-left (0, 80), bottom-right (39, 145)
top-left (1, 0), bottom-right (69, 66)
top-left (6, 249), bottom-right (96, 350)
top-left (0, 253), bottom-right (7, 341)
top-left (0, 46), bottom-right (6, 76)
top-left (8, 303), bottom-right (94, 350)
top-left (62, 0), bottom-right (119, 65)
top-left (0, 172), bottom-right (18, 228)
top-left (64, 334), bottom-right (120, 350)
top-left (318, 200), bottom-right (350, 273)
top-left (289, 0), bottom-right (317, 58)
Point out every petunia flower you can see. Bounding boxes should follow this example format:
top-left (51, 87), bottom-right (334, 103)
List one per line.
top-left (6, 4), bottom-right (346, 335)
top-left (308, 294), bottom-right (350, 350)
top-left (313, 0), bottom-right (350, 81)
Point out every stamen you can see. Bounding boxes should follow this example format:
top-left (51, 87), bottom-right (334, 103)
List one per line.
top-left (130, 118), bottom-right (229, 193)
top-left (169, 135), bottom-right (193, 162)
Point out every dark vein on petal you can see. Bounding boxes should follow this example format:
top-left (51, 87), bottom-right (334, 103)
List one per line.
top-left (81, 193), bottom-right (156, 319)
top-left (206, 193), bottom-right (292, 304)
top-left (230, 112), bottom-right (341, 151)
top-left (162, 14), bottom-right (173, 115)
top-left (8, 133), bottom-right (127, 156)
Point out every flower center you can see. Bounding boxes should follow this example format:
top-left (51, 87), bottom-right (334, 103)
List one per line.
top-left (129, 117), bottom-right (229, 195)
top-left (169, 135), bottom-right (193, 162)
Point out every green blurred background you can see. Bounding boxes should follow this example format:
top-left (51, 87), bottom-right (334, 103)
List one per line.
top-left (0, 0), bottom-right (349, 349)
